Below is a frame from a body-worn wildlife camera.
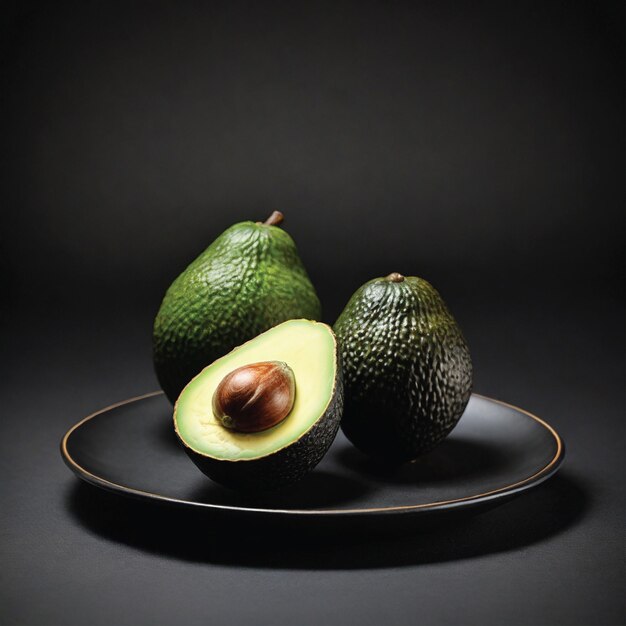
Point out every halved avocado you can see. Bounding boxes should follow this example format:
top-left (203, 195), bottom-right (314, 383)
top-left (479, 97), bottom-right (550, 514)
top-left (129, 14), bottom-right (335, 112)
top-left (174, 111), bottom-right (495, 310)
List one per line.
top-left (174, 319), bottom-right (343, 490)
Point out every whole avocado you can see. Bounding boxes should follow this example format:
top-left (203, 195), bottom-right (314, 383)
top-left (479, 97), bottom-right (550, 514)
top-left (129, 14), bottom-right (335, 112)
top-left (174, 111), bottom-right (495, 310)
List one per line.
top-left (153, 212), bottom-right (321, 403)
top-left (333, 272), bottom-right (472, 462)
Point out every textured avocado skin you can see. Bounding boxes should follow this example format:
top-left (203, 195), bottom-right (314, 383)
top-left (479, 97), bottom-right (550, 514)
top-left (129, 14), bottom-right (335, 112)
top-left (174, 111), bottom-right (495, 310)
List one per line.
top-left (153, 221), bottom-right (321, 404)
top-left (333, 276), bottom-right (472, 463)
top-left (177, 357), bottom-right (343, 491)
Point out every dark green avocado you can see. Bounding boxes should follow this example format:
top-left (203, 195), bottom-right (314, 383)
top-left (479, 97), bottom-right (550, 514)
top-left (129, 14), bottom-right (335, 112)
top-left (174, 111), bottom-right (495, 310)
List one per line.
top-left (173, 319), bottom-right (343, 491)
top-left (333, 272), bottom-right (472, 462)
top-left (153, 211), bottom-right (322, 404)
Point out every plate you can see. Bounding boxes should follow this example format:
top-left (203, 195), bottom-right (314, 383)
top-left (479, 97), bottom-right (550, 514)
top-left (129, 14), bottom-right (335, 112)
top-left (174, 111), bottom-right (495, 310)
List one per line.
top-left (61, 392), bottom-right (564, 528)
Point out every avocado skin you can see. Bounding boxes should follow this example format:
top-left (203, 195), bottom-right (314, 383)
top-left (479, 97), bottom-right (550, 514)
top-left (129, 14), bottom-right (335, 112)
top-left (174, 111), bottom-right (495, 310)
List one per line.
top-left (333, 276), bottom-right (472, 463)
top-left (154, 220), bottom-right (321, 404)
top-left (176, 359), bottom-right (343, 491)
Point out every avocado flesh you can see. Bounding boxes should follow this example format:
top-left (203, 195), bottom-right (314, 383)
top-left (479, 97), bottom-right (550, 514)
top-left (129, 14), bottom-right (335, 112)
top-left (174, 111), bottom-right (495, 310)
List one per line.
top-left (154, 217), bottom-right (321, 404)
top-left (176, 320), bottom-right (335, 461)
top-left (333, 275), bottom-right (472, 463)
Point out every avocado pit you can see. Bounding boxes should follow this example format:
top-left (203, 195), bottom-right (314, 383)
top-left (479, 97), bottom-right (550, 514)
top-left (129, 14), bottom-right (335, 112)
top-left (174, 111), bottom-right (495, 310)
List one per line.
top-left (212, 361), bottom-right (296, 433)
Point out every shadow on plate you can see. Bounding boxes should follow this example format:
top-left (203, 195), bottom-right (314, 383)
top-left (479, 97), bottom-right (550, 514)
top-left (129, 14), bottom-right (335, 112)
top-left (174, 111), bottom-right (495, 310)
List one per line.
top-left (65, 471), bottom-right (588, 570)
top-left (189, 469), bottom-right (375, 509)
top-left (153, 415), bottom-right (181, 451)
top-left (335, 437), bottom-right (509, 484)
top-left (156, 417), bottom-right (512, 491)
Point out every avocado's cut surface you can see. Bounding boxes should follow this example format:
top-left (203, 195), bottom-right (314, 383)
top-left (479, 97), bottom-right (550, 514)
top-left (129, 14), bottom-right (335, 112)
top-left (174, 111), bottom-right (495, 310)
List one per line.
top-left (333, 273), bottom-right (472, 463)
top-left (154, 212), bottom-right (321, 404)
top-left (174, 319), bottom-right (343, 490)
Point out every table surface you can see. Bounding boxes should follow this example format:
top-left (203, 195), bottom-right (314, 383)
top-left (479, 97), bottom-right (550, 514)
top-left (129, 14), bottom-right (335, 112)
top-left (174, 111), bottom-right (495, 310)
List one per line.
top-left (1, 298), bottom-right (624, 626)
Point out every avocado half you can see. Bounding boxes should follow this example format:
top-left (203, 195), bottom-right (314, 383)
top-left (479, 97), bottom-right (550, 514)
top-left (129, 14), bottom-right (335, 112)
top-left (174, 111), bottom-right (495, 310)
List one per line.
top-left (174, 319), bottom-right (343, 490)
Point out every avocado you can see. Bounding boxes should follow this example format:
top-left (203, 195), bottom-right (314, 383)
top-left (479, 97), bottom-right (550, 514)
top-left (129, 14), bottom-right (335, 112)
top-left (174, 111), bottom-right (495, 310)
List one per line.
top-left (153, 211), bottom-right (321, 404)
top-left (174, 319), bottom-right (343, 490)
top-left (333, 272), bottom-right (472, 462)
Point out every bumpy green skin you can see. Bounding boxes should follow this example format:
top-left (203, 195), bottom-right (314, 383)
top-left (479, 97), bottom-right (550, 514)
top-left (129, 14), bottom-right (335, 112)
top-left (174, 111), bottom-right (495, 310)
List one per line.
top-left (153, 221), bottom-right (321, 403)
top-left (178, 358), bottom-right (343, 491)
top-left (333, 276), bottom-right (472, 463)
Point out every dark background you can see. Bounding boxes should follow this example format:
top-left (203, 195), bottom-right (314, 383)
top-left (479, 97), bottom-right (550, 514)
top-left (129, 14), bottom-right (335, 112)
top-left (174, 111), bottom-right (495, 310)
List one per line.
top-left (1, 1), bottom-right (624, 625)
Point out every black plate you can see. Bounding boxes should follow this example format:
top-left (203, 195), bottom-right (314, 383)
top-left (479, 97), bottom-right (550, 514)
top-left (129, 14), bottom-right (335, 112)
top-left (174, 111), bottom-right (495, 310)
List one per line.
top-left (61, 392), bottom-right (564, 527)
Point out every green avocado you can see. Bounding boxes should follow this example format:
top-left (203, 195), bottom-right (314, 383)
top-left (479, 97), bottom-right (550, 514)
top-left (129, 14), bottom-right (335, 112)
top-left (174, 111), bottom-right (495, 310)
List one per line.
top-left (153, 212), bottom-right (321, 404)
top-left (174, 319), bottom-right (343, 490)
top-left (333, 272), bottom-right (472, 463)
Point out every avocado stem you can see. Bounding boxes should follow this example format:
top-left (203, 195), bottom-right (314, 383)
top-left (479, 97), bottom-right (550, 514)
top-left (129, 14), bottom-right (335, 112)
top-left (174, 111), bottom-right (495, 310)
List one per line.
top-left (263, 211), bottom-right (284, 226)
top-left (387, 272), bottom-right (405, 283)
